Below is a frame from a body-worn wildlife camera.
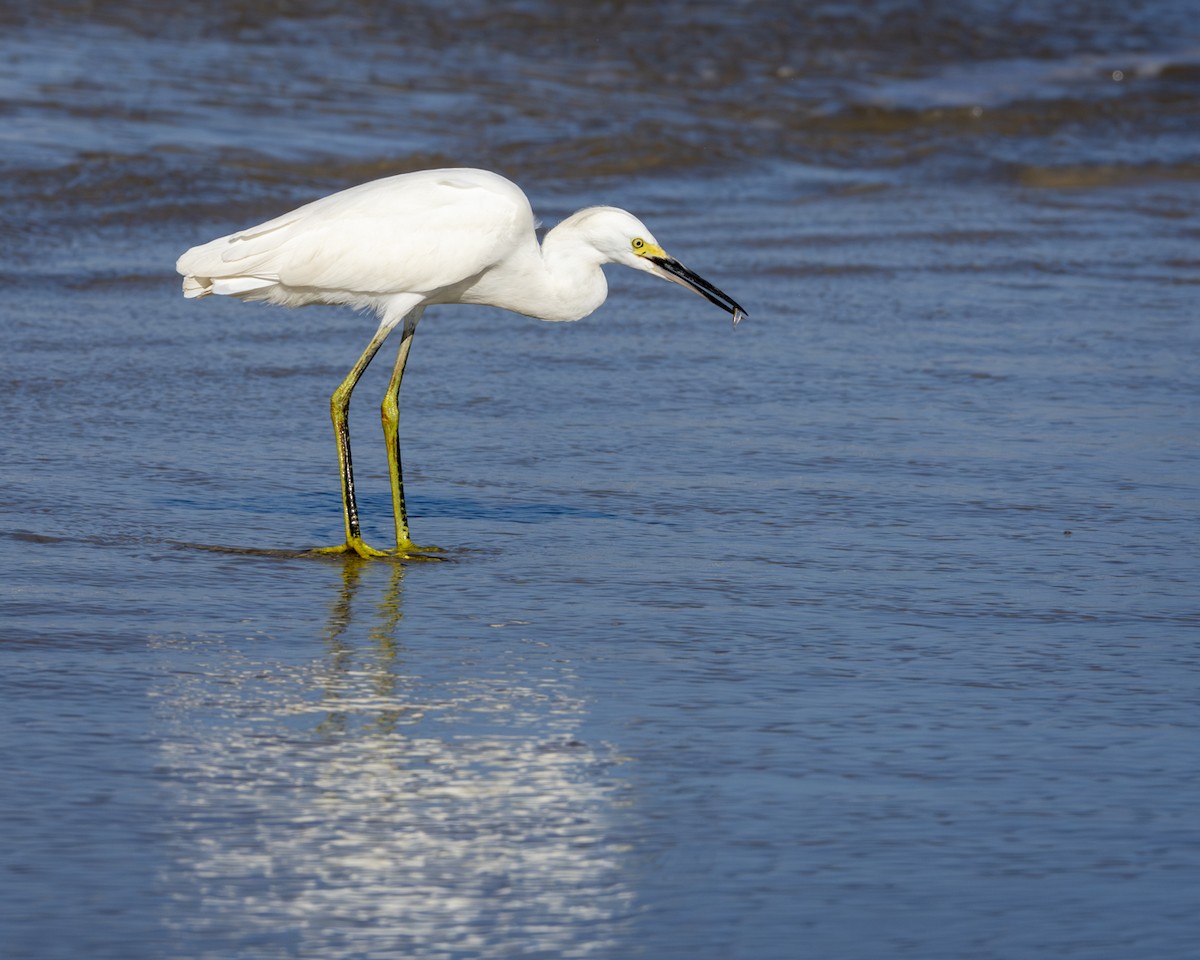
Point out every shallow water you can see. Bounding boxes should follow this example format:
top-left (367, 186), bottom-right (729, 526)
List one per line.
top-left (2, 3), bottom-right (1199, 959)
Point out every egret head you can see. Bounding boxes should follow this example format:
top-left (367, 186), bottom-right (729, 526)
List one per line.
top-left (569, 206), bottom-right (747, 326)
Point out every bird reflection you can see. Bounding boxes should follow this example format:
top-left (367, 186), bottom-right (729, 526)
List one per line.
top-left (155, 556), bottom-right (632, 957)
top-left (317, 556), bottom-right (407, 736)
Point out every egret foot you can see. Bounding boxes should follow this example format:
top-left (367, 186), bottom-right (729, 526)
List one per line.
top-left (312, 537), bottom-right (391, 560)
top-left (393, 540), bottom-right (448, 561)
top-left (311, 538), bottom-right (446, 560)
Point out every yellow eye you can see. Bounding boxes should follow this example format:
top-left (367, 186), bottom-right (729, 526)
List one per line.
top-left (632, 238), bottom-right (646, 252)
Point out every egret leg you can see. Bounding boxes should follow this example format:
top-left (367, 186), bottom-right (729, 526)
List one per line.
top-left (381, 310), bottom-right (436, 553)
top-left (314, 323), bottom-right (392, 559)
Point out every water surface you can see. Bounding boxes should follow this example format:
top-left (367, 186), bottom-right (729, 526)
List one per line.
top-left (2, 2), bottom-right (1198, 958)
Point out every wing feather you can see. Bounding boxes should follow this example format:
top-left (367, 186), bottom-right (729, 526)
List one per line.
top-left (177, 169), bottom-right (533, 301)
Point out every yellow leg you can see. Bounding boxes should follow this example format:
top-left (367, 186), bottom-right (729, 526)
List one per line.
top-left (313, 323), bottom-right (392, 559)
top-left (381, 321), bottom-right (416, 551)
top-left (381, 310), bottom-right (440, 555)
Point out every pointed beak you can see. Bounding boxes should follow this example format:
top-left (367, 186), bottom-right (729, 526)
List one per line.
top-left (647, 253), bottom-right (748, 327)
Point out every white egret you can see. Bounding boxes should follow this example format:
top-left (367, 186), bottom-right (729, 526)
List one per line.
top-left (177, 167), bottom-right (747, 558)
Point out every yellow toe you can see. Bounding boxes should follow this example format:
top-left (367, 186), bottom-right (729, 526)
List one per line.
top-left (312, 537), bottom-right (391, 559)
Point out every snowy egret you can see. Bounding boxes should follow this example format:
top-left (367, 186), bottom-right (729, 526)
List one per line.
top-left (177, 167), bottom-right (747, 558)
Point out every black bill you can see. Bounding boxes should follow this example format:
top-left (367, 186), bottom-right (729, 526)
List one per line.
top-left (649, 256), bottom-right (748, 327)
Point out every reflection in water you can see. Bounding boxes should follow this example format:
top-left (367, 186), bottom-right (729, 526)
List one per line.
top-left (153, 560), bottom-right (632, 958)
top-left (317, 559), bottom-right (408, 738)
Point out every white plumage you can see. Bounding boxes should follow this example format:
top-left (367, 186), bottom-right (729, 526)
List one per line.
top-left (177, 167), bottom-right (746, 558)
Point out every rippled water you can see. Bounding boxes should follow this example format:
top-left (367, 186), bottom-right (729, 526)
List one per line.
top-left (2, 2), bottom-right (1198, 959)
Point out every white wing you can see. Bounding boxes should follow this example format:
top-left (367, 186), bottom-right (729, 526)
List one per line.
top-left (177, 169), bottom-right (534, 303)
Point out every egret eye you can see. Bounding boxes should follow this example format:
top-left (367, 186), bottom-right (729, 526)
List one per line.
top-left (632, 238), bottom-right (646, 252)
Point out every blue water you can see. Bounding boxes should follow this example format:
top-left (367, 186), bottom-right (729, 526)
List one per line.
top-left (2, 3), bottom-right (1199, 958)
